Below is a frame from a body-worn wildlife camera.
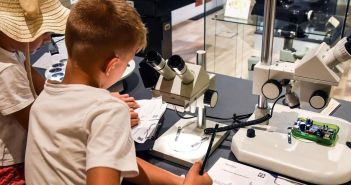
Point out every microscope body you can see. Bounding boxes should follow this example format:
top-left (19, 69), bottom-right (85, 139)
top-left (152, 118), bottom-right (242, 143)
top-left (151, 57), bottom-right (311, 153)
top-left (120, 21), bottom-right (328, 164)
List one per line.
top-left (253, 38), bottom-right (349, 109)
top-left (153, 63), bottom-right (211, 107)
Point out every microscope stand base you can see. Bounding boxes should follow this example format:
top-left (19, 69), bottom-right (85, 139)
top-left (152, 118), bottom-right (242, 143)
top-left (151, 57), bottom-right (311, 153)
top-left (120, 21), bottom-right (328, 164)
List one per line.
top-left (152, 118), bottom-right (229, 167)
top-left (231, 104), bottom-right (351, 184)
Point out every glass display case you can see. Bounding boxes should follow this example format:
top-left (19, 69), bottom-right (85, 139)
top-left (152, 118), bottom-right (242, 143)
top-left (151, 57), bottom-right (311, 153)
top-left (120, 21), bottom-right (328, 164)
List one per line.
top-left (204, 0), bottom-right (350, 79)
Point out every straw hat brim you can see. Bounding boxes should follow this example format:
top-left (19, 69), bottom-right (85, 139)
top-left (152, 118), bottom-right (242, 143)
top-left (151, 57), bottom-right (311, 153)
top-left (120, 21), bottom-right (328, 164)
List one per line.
top-left (0, 0), bottom-right (70, 42)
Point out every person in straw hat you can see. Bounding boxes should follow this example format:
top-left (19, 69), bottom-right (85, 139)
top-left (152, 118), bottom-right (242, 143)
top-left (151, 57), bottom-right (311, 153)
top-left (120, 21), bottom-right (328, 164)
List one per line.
top-left (0, 0), bottom-right (69, 183)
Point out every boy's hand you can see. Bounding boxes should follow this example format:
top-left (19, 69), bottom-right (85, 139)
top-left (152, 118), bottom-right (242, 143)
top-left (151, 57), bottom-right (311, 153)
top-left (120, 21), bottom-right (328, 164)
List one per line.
top-left (111, 92), bottom-right (140, 127)
top-left (183, 161), bottom-right (212, 185)
top-left (130, 109), bottom-right (139, 127)
top-left (111, 92), bottom-right (140, 109)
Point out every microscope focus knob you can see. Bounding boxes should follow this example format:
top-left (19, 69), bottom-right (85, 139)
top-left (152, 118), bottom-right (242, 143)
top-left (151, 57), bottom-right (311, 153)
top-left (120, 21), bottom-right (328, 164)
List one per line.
top-left (246, 128), bottom-right (256, 138)
top-left (262, 79), bottom-right (282, 100)
top-left (204, 89), bottom-right (218, 108)
top-left (309, 90), bottom-right (328, 109)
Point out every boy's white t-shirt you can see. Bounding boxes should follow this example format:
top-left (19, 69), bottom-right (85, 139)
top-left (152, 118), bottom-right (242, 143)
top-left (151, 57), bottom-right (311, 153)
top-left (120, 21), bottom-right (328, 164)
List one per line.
top-left (0, 47), bottom-right (33, 166)
top-left (25, 82), bottom-right (139, 185)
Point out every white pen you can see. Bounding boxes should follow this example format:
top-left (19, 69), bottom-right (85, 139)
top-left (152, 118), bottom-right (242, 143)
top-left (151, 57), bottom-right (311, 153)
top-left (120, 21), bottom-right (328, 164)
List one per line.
top-left (191, 136), bottom-right (210, 147)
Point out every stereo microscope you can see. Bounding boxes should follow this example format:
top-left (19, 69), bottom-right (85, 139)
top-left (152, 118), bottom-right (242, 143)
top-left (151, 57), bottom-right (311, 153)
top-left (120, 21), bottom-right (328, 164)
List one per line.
top-left (141, 51), bottom-right (229, 167)
top-left (231, 37), bottom-right (351, 184)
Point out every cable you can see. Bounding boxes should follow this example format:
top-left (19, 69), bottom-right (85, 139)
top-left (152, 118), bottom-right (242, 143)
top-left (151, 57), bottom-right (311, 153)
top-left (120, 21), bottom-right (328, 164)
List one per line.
top-left (271, 95), bottom-right (285, 116)
top-left (53, 37), bottom-right (64, 44)
top-left (206, 113), bottom-right (252, 121)
top-left (205, 115), bottom-right (233, 120)
top-left (175, 94), bottom-right (285, 133)
top-left (204, 95), bottom-right (285, 134)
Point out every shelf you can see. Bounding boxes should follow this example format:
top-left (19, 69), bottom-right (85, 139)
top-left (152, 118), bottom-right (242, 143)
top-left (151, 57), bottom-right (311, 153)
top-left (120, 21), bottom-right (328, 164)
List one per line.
top-left (214, 13), bottom-right (344, 44)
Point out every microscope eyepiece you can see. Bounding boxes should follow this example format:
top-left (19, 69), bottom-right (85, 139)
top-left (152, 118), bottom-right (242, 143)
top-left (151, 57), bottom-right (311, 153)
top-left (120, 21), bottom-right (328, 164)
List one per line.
top-left (144, 51), bottom-right (175, 81)
top-left (324, 37), bottom-right (351, 68)
top-left (167, 55), bottom-right (194, 84)
top-left (145, 50), bottom-right (162, 66)
top-left (167, 55), bottom-right (186, 72)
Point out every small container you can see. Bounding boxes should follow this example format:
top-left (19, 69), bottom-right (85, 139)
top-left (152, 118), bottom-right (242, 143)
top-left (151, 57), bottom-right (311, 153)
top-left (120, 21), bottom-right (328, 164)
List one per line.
top-left (196, 50), bottom-right (207, 70)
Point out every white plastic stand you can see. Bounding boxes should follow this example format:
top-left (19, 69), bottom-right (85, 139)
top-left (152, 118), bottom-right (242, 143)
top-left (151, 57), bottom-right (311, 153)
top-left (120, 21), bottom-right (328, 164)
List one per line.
top-left (231, 104), bottom-right (351, 184)
top-left (152, 118), bottom-right (228, 167)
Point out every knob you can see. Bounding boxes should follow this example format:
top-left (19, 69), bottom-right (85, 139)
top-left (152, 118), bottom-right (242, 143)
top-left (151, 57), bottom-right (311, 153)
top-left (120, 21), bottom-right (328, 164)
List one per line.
top-left (309, 90), bottom-right (328, 109)
top-left (247, 128), bottom-right (256, 138)
top-left (261, 79), bottom-right (282, 100)
top-left (204, 89), bottom-right (218, 108)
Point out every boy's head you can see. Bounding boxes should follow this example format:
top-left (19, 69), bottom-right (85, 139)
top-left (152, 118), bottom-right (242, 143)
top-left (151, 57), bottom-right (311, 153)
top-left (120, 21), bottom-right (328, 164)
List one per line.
top-left (65, 0), bottom-right (147, 88)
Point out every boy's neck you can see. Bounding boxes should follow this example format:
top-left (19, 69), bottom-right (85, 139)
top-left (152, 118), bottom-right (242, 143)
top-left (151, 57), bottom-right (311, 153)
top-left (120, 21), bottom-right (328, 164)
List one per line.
top-left (62, 59), bottom-right (101, 88)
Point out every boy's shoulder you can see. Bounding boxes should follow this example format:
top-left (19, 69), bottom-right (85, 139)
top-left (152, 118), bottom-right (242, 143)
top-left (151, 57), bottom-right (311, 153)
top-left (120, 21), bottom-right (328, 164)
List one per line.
top-left (39, 82), bottom-right (129, 111)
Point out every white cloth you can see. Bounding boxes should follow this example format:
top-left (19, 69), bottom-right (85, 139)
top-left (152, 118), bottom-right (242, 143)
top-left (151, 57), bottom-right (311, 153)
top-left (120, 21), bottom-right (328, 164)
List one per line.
top-left (25, 82), bottom-right (138, 185)
top-left (0, 47), bottom-right (33, 166)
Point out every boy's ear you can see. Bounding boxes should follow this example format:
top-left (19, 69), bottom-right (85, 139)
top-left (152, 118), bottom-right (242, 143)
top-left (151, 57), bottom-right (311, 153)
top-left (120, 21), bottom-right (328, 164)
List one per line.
top-left (105, 57), bottom-right (119, 75)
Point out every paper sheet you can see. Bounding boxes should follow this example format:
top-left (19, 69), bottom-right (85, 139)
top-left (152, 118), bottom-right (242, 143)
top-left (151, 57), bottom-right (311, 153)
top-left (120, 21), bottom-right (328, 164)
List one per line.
top-left (132, 97), bottom-right (167, 143)
top-left (224, 0), bottom-right (251, 20)
top-left (208, 158), bottom-right (304, 185)
top-left (208, 158), bottom-right (275, 185)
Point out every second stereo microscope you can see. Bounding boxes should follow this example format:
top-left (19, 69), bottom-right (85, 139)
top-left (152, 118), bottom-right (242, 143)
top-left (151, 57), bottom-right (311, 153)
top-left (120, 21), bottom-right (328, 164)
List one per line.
top-left (231, 37), bottom-right (351, 184)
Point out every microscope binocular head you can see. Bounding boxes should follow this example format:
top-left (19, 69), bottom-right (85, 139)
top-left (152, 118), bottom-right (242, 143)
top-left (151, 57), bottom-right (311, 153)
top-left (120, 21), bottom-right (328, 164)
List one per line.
top-left (145, 51), bottom-right (195, 84)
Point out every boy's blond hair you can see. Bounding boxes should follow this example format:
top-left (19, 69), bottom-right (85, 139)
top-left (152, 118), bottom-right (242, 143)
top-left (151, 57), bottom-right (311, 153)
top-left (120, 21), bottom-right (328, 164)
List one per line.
top-left (65, 0), bottom-right (147, 69)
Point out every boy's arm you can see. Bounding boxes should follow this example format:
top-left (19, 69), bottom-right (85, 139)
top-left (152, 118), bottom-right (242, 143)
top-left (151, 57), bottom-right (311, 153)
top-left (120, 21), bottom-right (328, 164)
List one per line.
top-left (125, 158), bottom-right (213, 185)
top-left (30, 65), bottom-right (45, 94)
top-left (11, 66), bottom-right (44, 130)
top-left (125, 157), bottom-right (183, 185)
top-left (12, 104), bottom-right (31, 130)
top-left (87, 167), bottom-right (121, 185)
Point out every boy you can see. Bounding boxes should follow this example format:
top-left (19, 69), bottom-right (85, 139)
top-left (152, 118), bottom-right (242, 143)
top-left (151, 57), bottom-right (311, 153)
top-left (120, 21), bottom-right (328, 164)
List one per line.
top-left (25, 0), bottom-right (212, 185)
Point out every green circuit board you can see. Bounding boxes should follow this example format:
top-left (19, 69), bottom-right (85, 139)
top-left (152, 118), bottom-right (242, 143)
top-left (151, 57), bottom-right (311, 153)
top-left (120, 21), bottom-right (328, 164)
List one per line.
top-left (291, 117), bottom-right (339, 146)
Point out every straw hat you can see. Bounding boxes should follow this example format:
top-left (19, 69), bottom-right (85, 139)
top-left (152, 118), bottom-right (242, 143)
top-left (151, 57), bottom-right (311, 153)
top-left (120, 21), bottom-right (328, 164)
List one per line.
top-left (0, 0), bottom-right (70, 42)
